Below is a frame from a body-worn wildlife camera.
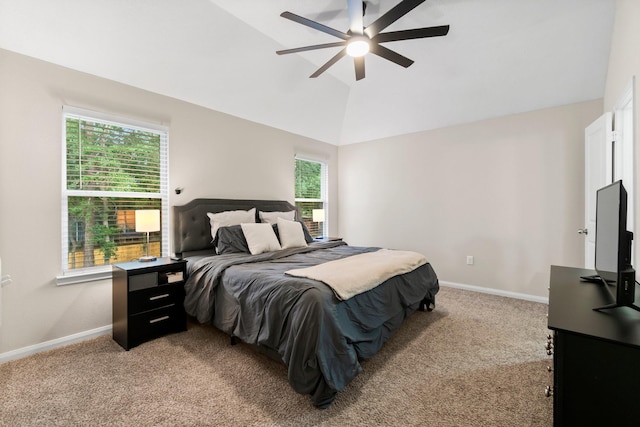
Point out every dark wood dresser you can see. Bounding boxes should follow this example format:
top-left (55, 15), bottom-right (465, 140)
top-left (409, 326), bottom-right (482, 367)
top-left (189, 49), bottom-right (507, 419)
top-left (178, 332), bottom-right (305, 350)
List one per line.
top-left (547, 265), bottom-right (640, 426)
top-left (112, 257), bottom-right (187, 350)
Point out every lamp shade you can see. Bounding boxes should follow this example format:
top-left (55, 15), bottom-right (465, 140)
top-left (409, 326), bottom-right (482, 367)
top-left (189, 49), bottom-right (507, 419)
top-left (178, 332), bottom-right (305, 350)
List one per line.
top-left (312, 209), bottom-right (325, 223)
top-left (135, 210), bottom-right (160, 233)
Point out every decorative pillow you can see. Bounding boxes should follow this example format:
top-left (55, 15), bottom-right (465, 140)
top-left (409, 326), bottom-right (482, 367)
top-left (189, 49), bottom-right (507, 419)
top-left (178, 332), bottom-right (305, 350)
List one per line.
top-left (216, 225), bottom-right (250, 254)
top-left (207, 208), bottom-right (256, 243)
top-left (259, 210), bottom-right (295, 224)
top-left (276, 218), bottom-right (308, 249)
top-left (241, 223), bottom-right (282, 255)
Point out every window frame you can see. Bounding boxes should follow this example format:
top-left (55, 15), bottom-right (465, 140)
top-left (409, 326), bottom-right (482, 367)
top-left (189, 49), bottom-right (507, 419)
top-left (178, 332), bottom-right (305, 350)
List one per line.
top-left (57, 106), bottom-right (169, 285)
top-left (294, 156), bottom-right (328, 239)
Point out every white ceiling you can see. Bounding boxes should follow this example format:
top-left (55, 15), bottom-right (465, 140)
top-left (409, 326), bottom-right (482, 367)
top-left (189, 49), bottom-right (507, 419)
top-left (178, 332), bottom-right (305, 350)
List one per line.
top-left (0, 0), bottom-right (615, 145)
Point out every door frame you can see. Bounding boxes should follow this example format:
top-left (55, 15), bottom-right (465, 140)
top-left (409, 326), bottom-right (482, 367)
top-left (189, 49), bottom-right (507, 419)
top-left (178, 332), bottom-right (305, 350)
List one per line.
top-left (584, 77), bottom-right (635, 268)
top-left (613, 76), bottom-right (635, 233)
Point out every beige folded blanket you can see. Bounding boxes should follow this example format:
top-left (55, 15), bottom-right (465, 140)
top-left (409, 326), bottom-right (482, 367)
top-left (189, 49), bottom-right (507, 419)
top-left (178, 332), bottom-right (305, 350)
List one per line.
top-left (285, 249), bottom-right (427, 300)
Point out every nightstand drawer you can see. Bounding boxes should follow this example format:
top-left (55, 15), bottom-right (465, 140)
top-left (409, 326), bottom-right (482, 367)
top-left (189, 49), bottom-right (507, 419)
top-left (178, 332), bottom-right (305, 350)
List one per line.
top-left (129, 270), bottom-right (185, 291)
top-left (129, 305), bottom-right (185, 347)
top-left (129, 272), bottom-right (159, 291)
top-left (129, 283), bottom-right (184, 315)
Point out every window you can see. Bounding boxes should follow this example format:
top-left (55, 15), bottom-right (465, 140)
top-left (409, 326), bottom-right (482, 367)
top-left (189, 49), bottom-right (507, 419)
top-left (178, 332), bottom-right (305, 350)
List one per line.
top-left (294, 157), bottom-right (327, 238)
top-left (60, 107), bottom-right (168, 281)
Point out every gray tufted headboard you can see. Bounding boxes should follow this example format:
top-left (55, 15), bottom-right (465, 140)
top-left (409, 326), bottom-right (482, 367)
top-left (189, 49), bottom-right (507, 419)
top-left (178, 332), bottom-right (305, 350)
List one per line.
top-left (172, 198), bottom-right (298, 257)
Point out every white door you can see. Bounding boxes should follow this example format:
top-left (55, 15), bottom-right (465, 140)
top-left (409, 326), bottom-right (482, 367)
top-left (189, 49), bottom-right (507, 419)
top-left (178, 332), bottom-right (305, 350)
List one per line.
top-left (584, 112), bottom-right (613, 269)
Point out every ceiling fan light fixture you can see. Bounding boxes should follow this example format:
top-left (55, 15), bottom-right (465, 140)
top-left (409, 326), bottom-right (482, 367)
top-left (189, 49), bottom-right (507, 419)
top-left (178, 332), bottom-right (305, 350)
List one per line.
top-left (346, 36), bottom-right (370, 57)
top-left (277, 1), bottom-right (450, 80)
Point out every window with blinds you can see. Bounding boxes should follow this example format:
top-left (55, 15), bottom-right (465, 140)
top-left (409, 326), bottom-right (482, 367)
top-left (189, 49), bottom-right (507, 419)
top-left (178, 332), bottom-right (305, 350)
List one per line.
top-left (294, 157), bottom-right (327, 238)
top-left (61, 107), bottom-right (168, 273)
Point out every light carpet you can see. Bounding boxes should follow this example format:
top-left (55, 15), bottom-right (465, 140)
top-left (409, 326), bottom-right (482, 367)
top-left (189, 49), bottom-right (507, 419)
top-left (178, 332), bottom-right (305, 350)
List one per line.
top-left (0, 286), bottom-right (553, 426)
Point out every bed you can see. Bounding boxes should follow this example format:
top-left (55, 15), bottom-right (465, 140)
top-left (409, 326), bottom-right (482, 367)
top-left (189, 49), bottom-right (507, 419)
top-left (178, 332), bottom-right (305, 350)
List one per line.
top-left (173, 198), bottom-right (440, 408)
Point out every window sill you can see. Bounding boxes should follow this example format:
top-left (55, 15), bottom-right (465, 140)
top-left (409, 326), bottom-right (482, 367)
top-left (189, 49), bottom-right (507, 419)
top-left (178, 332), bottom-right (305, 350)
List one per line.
top-left (56, 266), bottom-right (113, 286)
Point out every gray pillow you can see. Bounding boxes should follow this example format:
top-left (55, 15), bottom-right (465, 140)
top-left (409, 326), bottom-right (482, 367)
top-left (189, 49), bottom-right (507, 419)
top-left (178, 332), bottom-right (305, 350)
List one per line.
top-left (216, 225), bottom-right (250, 254)
top-left (299, 221), bottom-right (314, 243)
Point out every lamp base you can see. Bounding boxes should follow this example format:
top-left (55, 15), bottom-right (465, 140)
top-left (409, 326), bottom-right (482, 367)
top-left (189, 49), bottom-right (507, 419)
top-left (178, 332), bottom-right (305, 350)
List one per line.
top-left (138, 255), bottom-right (157, 262)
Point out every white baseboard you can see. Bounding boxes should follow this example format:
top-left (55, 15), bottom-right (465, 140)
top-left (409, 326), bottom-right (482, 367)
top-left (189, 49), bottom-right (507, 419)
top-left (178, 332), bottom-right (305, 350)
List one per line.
top-left (440, 280), bottom-right (549, 304)
top-left (0, 281), bottom-right (546, 364)
top-left (0, 325), bottom-right (112, 364)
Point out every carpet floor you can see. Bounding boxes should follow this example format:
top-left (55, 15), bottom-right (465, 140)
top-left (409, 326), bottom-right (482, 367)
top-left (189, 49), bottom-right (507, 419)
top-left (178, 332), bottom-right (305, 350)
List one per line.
top-left (0, 286), bottom-right (553, 426)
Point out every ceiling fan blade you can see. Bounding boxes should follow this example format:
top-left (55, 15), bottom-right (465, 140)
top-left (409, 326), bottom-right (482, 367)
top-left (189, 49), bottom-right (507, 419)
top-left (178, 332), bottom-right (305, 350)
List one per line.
top-left (373, 25), bottom-right (449, 43)
top-left (347, 0), bottom-right (364, 35)
top-left (354, 56), bottom-right (365, 80)
top-left (281, 11), bottom-right (349, 40)
top-left (310, 48), bottom-right (347, 78)
top-left (364, 0), bottom-right (426, 38)
top-left (369, 43), bottom-right (414, 68)
top-left (276, 41), bottom-right (346, 55)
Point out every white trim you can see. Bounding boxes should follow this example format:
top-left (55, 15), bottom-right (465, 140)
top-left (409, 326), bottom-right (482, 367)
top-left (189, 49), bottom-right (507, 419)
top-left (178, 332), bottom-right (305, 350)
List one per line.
top-left (0, 325), bottom-right (112, 363)
top-left (613, 76), bottom-right (635, 234)
top-left (64, 190), bottom-right (163, 199)
top-left (294, 157), bottom-right (329, 239)
top-left (439, 280), bottom-right (549, 304)
top-left (63, 105), bottom-right (168, 134)
top-left (294, 152), bottom-right (329, 162)
top-left (56, 266), bottom-right (112, 286)
top-left (61, 106), bottom-right (170, 276)
top-left (295, 198), bottom-right (323, 203)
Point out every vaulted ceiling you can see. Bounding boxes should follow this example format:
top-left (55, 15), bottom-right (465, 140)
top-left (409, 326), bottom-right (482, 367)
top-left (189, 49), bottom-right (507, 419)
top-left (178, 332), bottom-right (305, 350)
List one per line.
top-left (0, 0), bottom-right (615, 145)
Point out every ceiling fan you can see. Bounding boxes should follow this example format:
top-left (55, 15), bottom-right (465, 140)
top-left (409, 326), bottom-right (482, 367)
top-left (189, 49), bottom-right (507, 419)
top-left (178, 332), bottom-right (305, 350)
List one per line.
top-left (276, 0), bottom-right (450, 81)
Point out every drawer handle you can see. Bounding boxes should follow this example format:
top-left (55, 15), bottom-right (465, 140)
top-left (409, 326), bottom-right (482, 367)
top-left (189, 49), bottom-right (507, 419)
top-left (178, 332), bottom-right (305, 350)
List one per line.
top-left (149, 293), bottom-right (170, 301)
top-left (149, 315), bottom-right (170, 324)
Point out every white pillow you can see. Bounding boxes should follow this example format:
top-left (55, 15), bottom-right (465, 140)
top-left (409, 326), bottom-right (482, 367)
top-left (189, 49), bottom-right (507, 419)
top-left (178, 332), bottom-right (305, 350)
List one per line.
top-left (259, 210), bottom-right (295, 224)
top-left (207, 208), bottom-right (256, 242)
top-left (276, 218), bottom-right (308, 250)
top-left (241, 223), bottom-right (282, 255)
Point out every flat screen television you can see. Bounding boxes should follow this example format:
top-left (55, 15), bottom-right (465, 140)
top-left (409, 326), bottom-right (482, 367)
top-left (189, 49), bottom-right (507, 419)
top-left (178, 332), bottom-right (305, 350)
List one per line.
top-left (592, 180), bottom-right (639, 312)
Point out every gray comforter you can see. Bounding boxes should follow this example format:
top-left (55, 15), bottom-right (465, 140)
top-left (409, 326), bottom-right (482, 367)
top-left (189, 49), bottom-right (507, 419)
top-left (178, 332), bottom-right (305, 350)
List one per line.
top-left (183, 241), bottom-right (439, 408)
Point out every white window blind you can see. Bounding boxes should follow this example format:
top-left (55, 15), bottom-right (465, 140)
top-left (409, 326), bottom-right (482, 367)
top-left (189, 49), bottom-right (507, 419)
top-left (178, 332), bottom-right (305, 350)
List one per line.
top-left (294, 157), bottom-right (328, 238)
top-left (60, 107), bottom-right (168, 279)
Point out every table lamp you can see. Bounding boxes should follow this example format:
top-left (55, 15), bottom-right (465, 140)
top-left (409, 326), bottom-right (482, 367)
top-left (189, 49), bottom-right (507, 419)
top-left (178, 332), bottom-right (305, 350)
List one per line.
top-left (312, 209), bottom-right (325, 223)
top-left (312, 209), bottom-right (325, 238)
top-left (135, 209), bottom-right (160, 262)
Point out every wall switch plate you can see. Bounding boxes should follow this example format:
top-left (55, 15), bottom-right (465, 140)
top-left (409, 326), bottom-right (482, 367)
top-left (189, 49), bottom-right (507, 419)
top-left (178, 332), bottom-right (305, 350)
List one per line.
top-left (466, 256), bottom-right (474, 265)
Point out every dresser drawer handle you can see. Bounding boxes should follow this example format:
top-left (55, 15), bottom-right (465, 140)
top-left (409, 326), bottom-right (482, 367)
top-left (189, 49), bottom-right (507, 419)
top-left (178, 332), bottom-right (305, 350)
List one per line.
top-left (149, 293), bottom-right (170, 301)
top-left (544, 386), bottom-right (553, 397)
top-left (149, 315), bottom-right (170, 324)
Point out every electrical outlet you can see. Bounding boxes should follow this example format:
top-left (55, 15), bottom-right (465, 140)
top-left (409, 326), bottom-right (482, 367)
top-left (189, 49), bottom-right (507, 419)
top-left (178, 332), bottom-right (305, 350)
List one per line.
top-left (466, 255), bottom-right (474, 265)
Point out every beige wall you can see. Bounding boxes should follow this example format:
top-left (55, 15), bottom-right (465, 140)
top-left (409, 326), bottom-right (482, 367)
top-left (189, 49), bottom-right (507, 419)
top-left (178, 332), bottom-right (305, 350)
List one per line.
top-left (603, 0), bottom-right (640, 268)
top-left (2, 0), bottom-right (635, 355)
top-left (0, 49), bottom-right (338, 354)
top-left (338, 100), bottom-right (603, 298)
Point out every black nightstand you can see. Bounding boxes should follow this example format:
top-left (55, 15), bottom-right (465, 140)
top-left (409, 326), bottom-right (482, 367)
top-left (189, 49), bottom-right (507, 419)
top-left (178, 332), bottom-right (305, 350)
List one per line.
top-left (314, 237), bottom-right (343, 242)
top-left (112, 257), bottom-right (187, 350)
